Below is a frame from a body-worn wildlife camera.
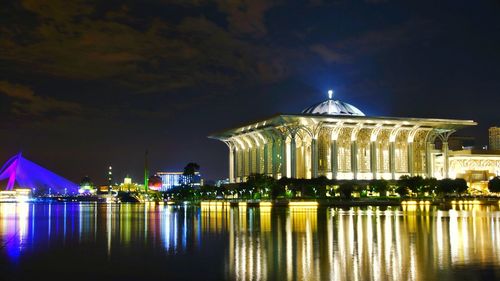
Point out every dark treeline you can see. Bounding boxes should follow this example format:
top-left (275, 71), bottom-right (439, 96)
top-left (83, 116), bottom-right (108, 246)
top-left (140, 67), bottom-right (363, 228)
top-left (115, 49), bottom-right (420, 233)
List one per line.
top-left (164, 174), bottom-right (500, 201)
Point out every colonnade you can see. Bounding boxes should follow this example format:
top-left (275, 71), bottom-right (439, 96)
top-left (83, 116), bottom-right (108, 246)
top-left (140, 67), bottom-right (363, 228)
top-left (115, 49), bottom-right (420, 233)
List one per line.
top-left (224, 122), bottom-right (455, 183)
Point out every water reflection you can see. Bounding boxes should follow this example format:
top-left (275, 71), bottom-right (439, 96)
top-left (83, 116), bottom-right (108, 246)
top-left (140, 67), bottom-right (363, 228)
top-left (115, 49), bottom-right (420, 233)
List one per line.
top-left (223, 204), bottom-right (500, 281)
top-left (0, 203), bottom-right (500, 281)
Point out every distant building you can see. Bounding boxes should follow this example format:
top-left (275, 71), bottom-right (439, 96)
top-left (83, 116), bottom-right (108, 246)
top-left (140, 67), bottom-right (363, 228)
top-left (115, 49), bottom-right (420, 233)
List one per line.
top-left (449, 149), bottom-right (500, 192)
top-left (148, 175), bottom-right (163, 191)
top-left (79, 176), bottom-right (95, 194)
top-left (123, 176), bottom-right (132, 185)
top-left (119, 175), bottom-right (141, 192)
top-left (490, 127), bottom-right (500, 151)
top-left (157, 171), bottom-right (202, 191)
top-left (446, 136), bottom-right (475, 150)
top-left (215, 179), bottom-right (230, 187)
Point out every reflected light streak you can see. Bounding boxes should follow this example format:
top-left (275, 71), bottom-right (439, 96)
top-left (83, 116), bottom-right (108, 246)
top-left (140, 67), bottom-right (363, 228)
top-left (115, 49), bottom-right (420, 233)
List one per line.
top-left (2, 204), bottom-right (500, 281)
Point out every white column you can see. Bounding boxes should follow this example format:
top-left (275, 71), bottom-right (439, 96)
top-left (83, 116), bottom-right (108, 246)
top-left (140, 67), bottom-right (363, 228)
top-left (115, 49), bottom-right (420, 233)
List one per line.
top-left (390, 141), bottom-right (396, 180)
top-left (302, 145), bottom-right (307, 178)
top-left (234, 148), bottom-right (239, 182)
top-left (443, 141), bottom-right (449, 178)
top-left (407, 142), bottom-right (414, 176)
top-left (425, 142), bottom-right (433, 178)
top-left (290, 136), bottom-right (297, 178)
top-left (272, 139), bottom-right (278, 179)
top-left (330, 140), bottom-right (338, 179)
top-left (370, 141), bottom-right (377, 179)
top-left (351, 141), bottom-right (358, 179)
top-left (239, 149), bottom-right (243, 180)
top-left (255, 145), bottom-right (261, 174)
top-left (281, 137), bottom-right (287, 178)
top-left (241, 149), bottom-right (247, 180)
top-left (229, 145), bottom-right (235, 183)
top-left (263, 143), bottom-right (269, 176)
top-left (247, 148), bottom-right (252, 177)
top-left (311, 138), bottom-right (318, 178)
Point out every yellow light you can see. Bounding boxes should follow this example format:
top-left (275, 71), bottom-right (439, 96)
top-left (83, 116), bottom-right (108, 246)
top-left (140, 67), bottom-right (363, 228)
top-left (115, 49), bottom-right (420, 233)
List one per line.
top-left (260, 202), bottom-right (273, 207)
top-left (289, 201), bottom-right (319, 207)
top-left (403, 200), bottom-right (418, 205)
top-left (238, 202), bottom-right (247, 207)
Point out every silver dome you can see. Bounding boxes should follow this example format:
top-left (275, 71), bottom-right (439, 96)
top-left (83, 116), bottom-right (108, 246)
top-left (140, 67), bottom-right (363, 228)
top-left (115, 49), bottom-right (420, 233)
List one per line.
top-left (302, 93), bottom-right (365, 116)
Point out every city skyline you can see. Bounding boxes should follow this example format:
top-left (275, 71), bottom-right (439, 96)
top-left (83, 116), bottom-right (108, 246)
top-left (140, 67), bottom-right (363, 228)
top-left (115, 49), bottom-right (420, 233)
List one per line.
top-left (1, 1), bottom-right (499, 183)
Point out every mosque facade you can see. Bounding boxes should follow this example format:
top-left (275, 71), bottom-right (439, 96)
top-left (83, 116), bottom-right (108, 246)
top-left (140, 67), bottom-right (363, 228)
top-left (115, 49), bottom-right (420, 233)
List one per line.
top-left (210, 91), bottom-right (477, 183)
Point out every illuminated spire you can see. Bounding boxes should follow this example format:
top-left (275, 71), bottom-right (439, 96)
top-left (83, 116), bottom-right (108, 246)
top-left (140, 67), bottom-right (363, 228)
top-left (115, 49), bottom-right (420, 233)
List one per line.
top-left (144, 149), bottom-right (149, 192)
top-left (108, 165), bottom-right (113, 195)
top-left (328, 89), bottom-right (334, 99)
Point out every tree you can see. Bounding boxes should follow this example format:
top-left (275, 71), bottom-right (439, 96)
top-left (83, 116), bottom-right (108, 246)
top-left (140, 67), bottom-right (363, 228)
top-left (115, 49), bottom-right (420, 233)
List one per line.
top-left (436, 178), bottom-right (455, 195)
top-left (183, 162), bottom-right (200, 176)
top-left (166, 185), bottom-right (194, 200)
top-left (283, 178), bottom-right (300, 198)
top-left (395, 185), bottom-right (410, 197)
top-left (310, 176), bottom-right (331, 198)
top-left (396, 176), bottom-right (411, 197)
top-left (200, 185), bottom-right (217, 199)
top-left (246, 174), bottom-right (278, 199)
top-left (338, 181), bottom-right (356, 199)
top-left (489, 177), bottom-right (500, 193)
top-left (182, 162), bottom-right (200, 187)
top-left (422, 177), bottom-right (438, 195)
top-left (370, 179), bottom-right (389, 197)
top-left (453, 178), bottom-right (468, 194)
top-left (408, 176), bottom-right (425, 195)
top-left (436, 178), bottom-right (468, 195)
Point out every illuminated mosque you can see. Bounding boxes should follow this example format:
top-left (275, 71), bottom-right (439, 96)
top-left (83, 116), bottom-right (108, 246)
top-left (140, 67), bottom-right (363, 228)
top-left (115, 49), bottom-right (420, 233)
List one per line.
top-left (210, 90), bottom-right (487, 183)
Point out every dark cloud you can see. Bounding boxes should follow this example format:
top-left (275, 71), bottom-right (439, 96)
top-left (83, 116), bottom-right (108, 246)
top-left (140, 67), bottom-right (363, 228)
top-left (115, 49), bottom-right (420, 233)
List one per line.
top-left (216, 0), bottom-right (277, 37)
top-left (0, 80), bottom-right (81, 118)
top-left (310, 18), bottom-right (438, 64)
top-left (0, 0), bottom-right (293, 95)
top-left (309, 44), bottom-right (346, 63)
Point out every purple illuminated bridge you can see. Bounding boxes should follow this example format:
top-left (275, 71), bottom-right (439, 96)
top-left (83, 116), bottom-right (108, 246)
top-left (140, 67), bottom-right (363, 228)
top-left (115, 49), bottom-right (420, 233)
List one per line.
top-left (0, 153), bottom-right (78, 194)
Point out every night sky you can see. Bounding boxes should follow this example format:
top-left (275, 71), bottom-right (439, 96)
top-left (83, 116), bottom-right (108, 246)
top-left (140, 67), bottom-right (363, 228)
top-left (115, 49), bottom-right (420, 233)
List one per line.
top-left (1, 1), bottom-right (499, 184)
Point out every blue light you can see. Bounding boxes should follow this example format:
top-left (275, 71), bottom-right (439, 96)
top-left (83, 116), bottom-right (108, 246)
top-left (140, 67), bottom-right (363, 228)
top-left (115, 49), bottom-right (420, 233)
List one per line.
top-left (0, 153), bottom-right (78, 194)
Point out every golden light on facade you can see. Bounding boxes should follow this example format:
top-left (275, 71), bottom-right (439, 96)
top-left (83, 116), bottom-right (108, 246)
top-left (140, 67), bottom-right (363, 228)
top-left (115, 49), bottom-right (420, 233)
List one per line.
top-left (210, 91), bottom-right (477, 182)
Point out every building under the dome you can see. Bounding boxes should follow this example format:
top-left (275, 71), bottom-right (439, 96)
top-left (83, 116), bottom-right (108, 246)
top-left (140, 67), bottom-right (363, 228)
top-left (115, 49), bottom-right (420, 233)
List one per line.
top-left (209, 90), bottom-right (477, 182)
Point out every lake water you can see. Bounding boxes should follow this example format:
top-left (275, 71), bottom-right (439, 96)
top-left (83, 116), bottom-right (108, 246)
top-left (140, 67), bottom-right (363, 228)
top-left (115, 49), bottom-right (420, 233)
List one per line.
top-left (1, 202), bottom-right (500, 281)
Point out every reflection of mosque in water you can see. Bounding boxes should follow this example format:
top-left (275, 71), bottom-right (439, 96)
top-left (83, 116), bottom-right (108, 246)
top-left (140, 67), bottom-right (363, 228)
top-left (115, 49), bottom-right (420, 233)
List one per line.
top-left (215, 205), bottom-right (500, 281)
top-left (2, 204), bottom-right (500, 281)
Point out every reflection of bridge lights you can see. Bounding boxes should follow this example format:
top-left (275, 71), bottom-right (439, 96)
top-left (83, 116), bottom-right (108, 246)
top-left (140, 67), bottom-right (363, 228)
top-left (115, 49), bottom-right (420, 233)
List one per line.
top-left (0, 189), bottom-right (32, 203)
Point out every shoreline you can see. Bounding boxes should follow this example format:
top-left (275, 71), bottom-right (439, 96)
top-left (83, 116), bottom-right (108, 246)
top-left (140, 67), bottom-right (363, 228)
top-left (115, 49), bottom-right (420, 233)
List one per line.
top-left (11, 197), bottom-right (500, 207)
